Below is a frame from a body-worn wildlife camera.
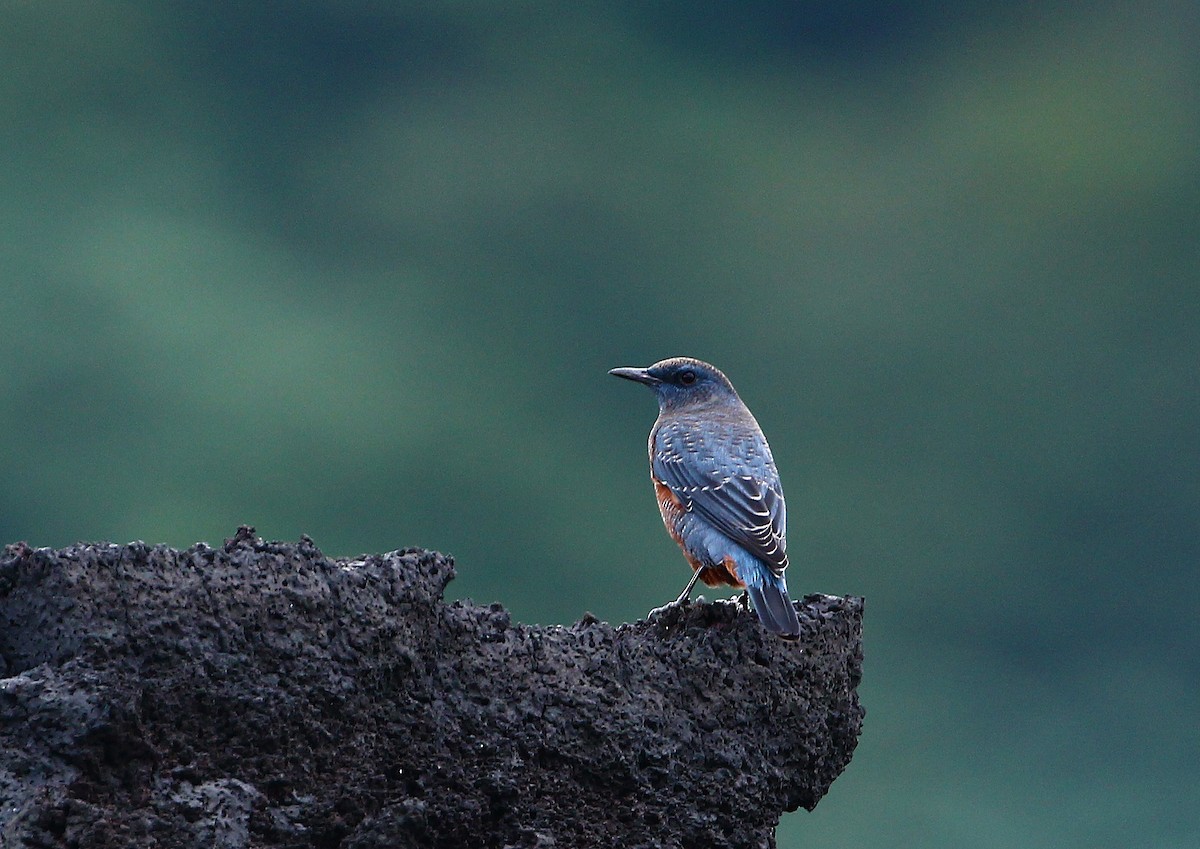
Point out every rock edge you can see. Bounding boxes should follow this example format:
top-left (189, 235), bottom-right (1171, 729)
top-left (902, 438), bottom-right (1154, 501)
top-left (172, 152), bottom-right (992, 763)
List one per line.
top-left (0, 527), bottom-right (863, 849)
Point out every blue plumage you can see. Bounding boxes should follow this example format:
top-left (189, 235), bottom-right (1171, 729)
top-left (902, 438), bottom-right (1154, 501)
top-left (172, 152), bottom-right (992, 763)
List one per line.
top-left (610, 357), bottom-right (801, 638)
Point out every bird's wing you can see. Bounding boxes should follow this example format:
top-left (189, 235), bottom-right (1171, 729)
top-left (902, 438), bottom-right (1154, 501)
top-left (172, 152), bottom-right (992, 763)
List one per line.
top-left (652, 421), bottom-right (788, 576)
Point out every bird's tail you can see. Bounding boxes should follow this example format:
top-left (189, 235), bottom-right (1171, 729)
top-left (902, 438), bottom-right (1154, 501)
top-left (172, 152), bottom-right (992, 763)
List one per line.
top-left (743, 566), bottom-right (801, 639)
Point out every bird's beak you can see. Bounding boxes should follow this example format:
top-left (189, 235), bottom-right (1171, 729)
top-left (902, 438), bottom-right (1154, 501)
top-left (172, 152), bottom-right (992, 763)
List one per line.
top-left (609, 366), bottom-right (661, 386)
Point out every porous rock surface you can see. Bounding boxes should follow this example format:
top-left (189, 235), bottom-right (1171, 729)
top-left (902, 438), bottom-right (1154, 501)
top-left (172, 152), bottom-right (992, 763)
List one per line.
top-left (0, 527), bottom-right (864, 848)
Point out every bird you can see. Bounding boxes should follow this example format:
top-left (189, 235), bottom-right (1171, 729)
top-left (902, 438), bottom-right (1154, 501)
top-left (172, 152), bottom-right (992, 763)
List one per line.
top-left (609, 357), bottom-right (801, 638)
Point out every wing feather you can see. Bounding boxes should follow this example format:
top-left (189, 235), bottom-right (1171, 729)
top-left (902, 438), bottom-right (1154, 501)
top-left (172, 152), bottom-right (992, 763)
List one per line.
top-left (652, 420), bottom-right (788, 576)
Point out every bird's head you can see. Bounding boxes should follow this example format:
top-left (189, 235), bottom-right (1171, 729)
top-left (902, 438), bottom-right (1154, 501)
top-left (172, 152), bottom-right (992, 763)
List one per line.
top-left (609, 357), bottom-right (738, 411)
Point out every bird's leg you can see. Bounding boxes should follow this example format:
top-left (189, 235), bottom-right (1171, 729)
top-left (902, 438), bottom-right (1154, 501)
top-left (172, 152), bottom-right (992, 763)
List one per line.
top-left (648, 568), bottom-right (705, 619)
top-left (673, 567), bottom-right (704, 605)
top-left (737, 590), bottom-right (750, 611)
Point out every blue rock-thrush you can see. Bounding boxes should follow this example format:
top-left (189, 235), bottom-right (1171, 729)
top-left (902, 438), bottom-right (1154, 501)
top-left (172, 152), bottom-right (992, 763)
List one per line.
top-left (610, 357), bottom-right (802, 638)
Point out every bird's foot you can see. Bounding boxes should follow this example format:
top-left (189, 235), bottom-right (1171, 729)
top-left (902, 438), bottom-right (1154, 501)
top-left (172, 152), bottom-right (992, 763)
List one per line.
top-left (737, 590), bottom-right (750, 611)
top-left (648, 594), bottom-right (706, 620)
top-left (647, 601), bottom-right (678, 620)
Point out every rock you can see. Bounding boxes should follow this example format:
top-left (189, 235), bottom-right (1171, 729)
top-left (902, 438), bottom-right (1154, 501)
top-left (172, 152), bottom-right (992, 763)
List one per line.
top-left (0, 528), bottom-right (863, 848)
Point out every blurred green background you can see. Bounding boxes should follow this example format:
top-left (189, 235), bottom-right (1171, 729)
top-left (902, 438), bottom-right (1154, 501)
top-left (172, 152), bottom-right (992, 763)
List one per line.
top-left (3, 2), bottom-right (1197, 846)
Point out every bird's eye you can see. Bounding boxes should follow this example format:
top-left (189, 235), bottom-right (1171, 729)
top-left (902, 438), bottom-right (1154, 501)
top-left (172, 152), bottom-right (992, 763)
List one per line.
top-left (679, 370), bottom-right (697, 385)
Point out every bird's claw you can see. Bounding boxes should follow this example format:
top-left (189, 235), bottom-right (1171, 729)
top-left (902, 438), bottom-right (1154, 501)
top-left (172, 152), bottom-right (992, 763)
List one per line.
top-left (648, 594), bottom-right (706, 620)
top-left (647, 601), bottom-right (678, 620)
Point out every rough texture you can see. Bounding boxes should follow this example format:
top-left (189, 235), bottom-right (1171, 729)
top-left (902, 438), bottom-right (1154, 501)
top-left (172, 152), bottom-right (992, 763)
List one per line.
top-left (0, 527), bottom-right (864, 849)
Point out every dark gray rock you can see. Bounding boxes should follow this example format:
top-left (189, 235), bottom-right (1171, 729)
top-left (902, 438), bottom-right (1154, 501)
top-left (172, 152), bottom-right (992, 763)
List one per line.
top-left (0, 527), bottom-right (863, 848)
